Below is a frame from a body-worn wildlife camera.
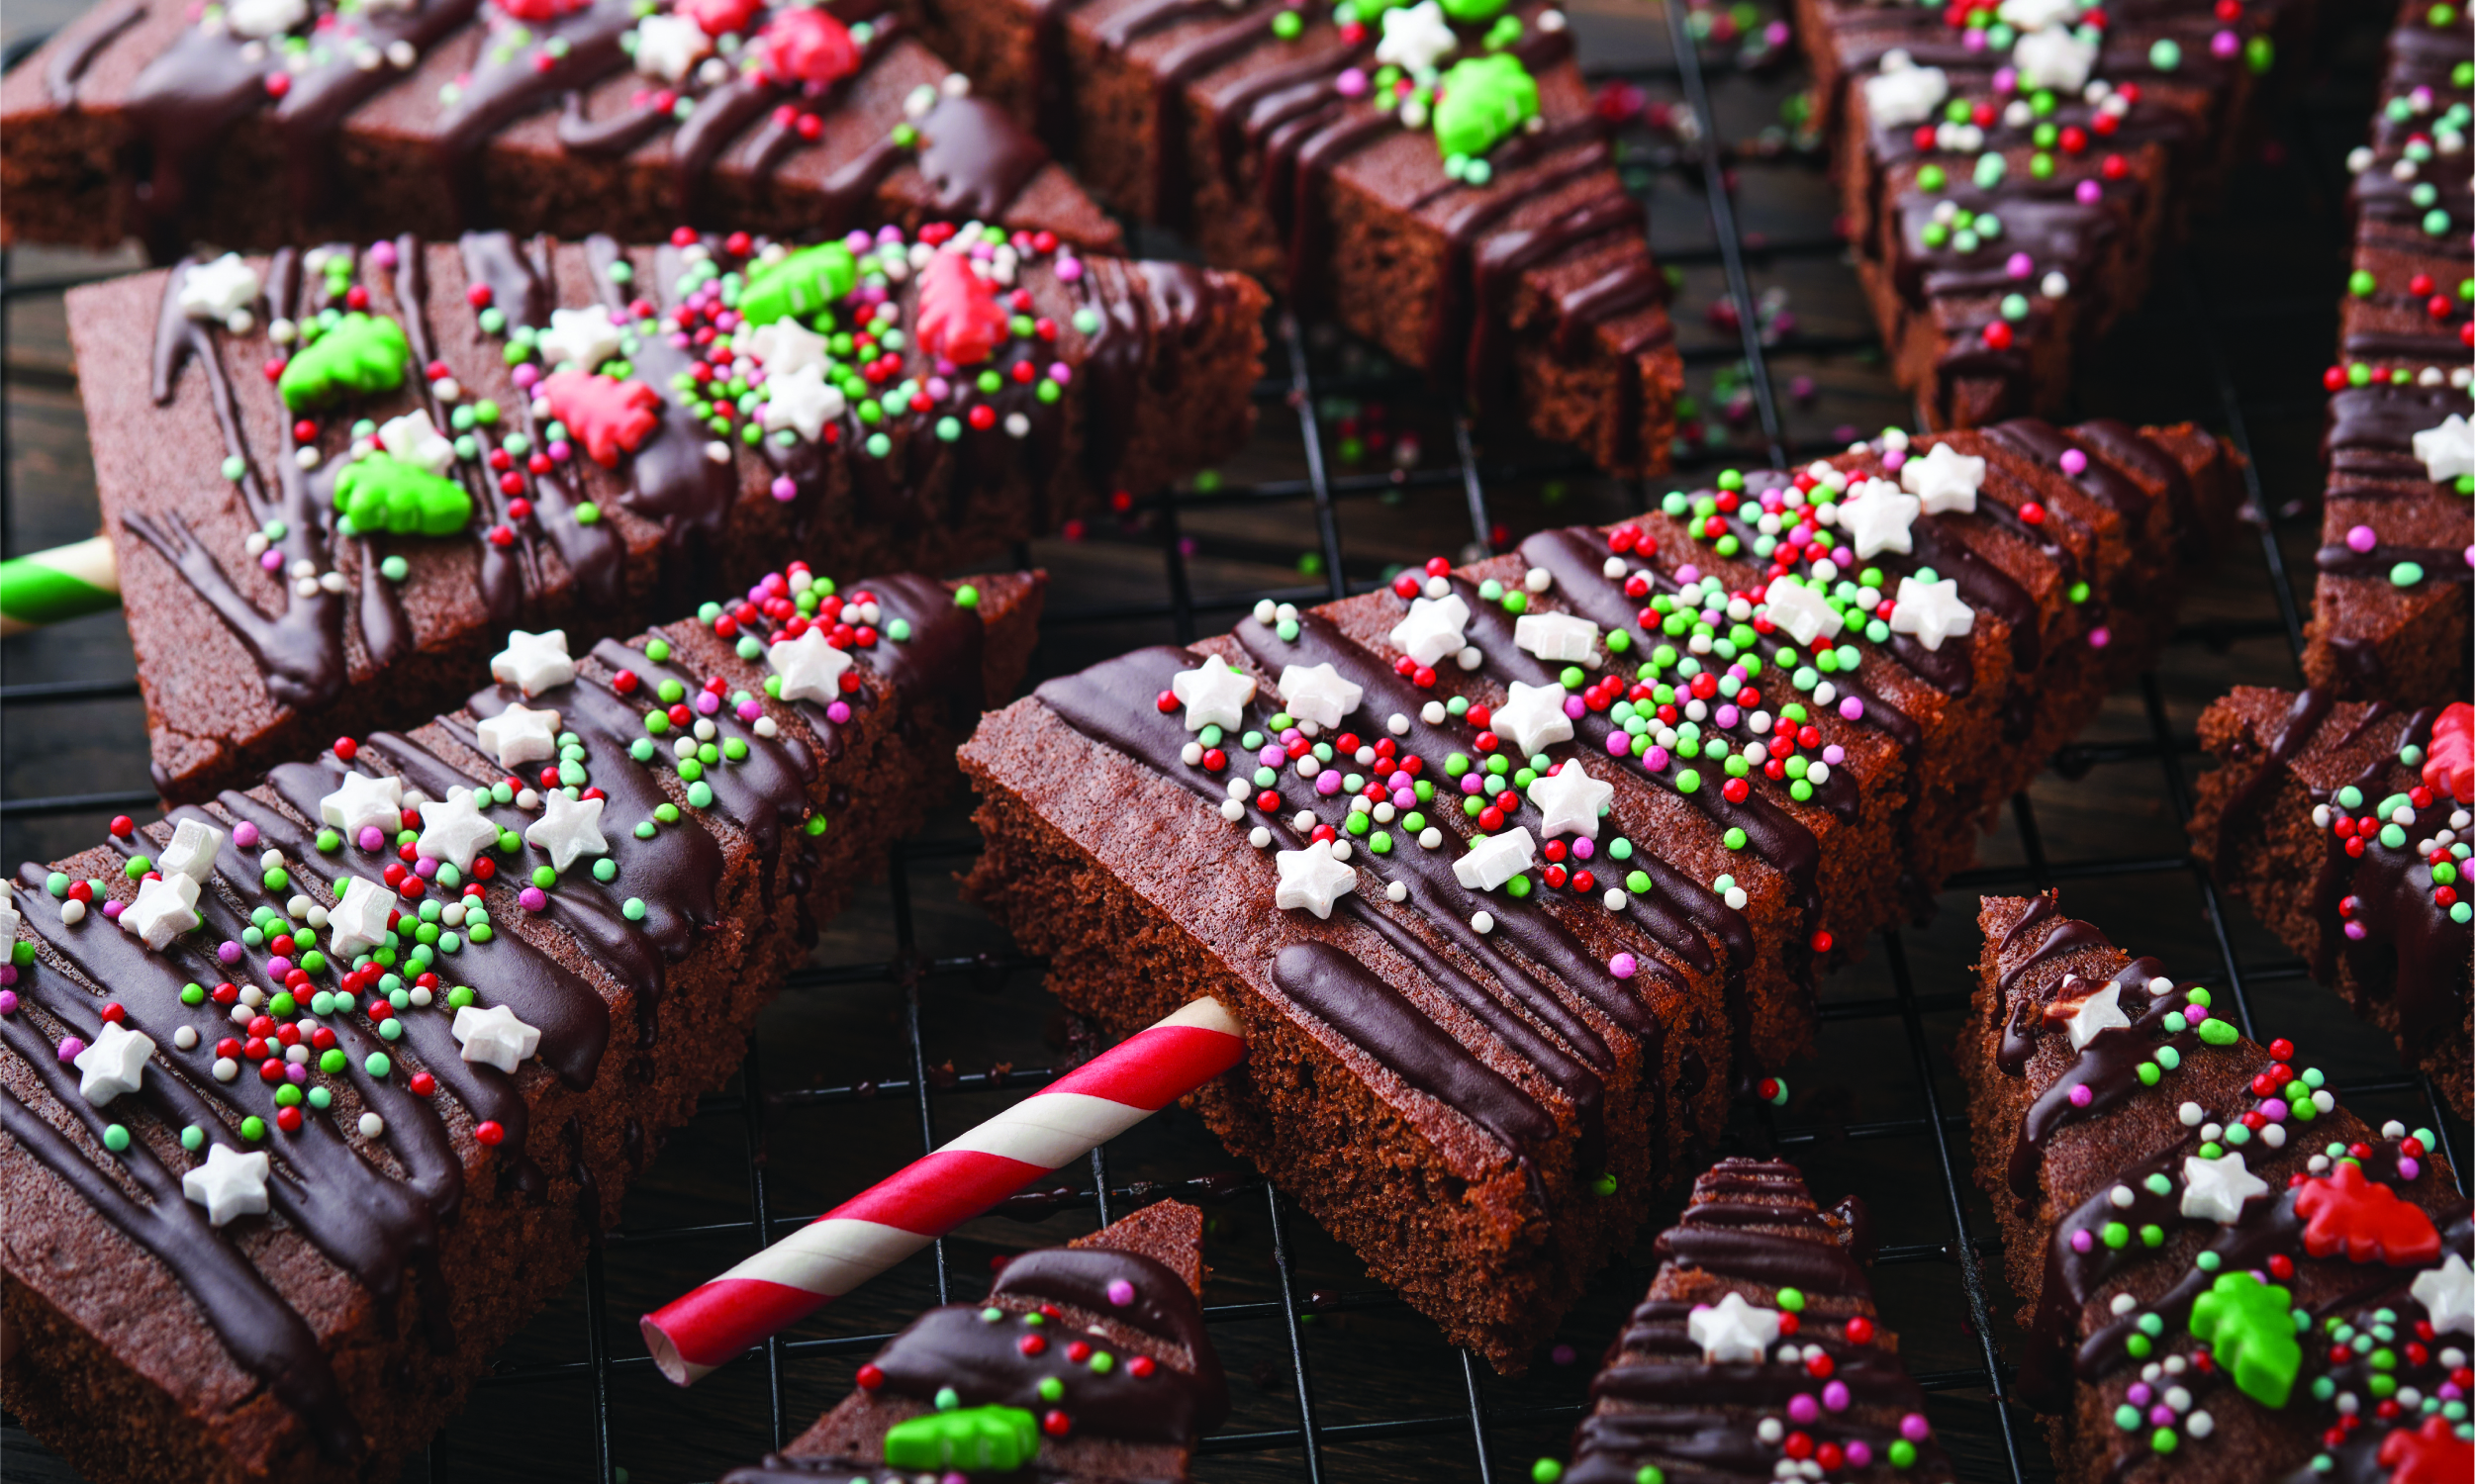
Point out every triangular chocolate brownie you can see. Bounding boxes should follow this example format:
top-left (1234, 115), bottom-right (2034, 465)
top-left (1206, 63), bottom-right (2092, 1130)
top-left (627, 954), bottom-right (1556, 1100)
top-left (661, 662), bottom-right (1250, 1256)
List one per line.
top-left (720, 1200), bottom-right (1225, 1483)
top-left (1535, 1157), bottom-right (1956, 1484)
top-left (66, 226), bottom-right (1263, 800)
top-left (1965, 892), bottom-right (2474, 1483)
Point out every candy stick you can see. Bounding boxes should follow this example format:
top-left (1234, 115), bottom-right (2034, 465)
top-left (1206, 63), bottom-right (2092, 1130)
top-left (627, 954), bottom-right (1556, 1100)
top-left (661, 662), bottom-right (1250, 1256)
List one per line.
top-left (0, 535), bottom-right (119, 636)
top-left (640, 996), bottom-right (1245, 1385)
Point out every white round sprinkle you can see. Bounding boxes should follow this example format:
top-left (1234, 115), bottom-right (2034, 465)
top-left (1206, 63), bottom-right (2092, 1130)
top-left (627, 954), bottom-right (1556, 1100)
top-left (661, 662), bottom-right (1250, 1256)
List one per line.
top-left (2262, 1122), bottom-right (2289, 1149)
top-left (59, 898), bottom-right (85, 924)
top-left (360, 1112), bottom-right (386, 1138)
top-left (1523, 568), bottom-right (1552, 594)
top-left (694, 717), bottom-right (716, 741)
top-left (2312, 1088), bottom-right (2334, 1112)
top-left (1292, 810), bottom-right (1316, 832)
top-left (295, 446), bottom-right (322, 471)
top-left (1601, 557), bottom-right (1627, 580)
top-left (1225, 778), bottom-right (1250, 801)
top-left (2109, 1184), bottom-right (2135, 1208)
top-left (1254, 600), bottom-right (1278, 623)
top-left (230, 1002), bottom-right (255, 1026)
top-left (213, 1057), bottom-right (240, 1082)
top-left (2178, 1101), bottom-right (2203, 1126)
top-left (2383, 1120), bottom-right (2408, 1140)
top-left (2185, 1412), bottom-right (2212, 1438)
top-left (2111, 1293), bottom-right (2138, 1315)
top-left (1423, 576), bottom-right (1450, 600)
top-left (1419, 827), bottom-right (1443, 850)
top-left (174, 1026), bottom-right (201, 1052)
top-left (1470, 911), bottom-right (1494, 934)
top-left (1385, 881), bottom-right (1408, 903)
top-left (1421, 701), bottom-right (1447, 725)
top-left (754, 716), bottom-right (780, 739)
top-left (1386, 712), bottom-right (1411, 735)
top-left (1182, 742), bottom-right (1203, 767)
top-left (1004, 413), bottom-right (1031, 438)
top-left (286, 1044), bottom-right (309, 1065)
top-left (1221, 799), bottom-right (1245, 821)
top-left (1723, 886), bottom-right (1749, 910)
top-left (1456, 646), bottom-right (1482, 671)
top-left (1249, 827), bottom-right (1273, 849)
top-left (1602, 888), bottom-right (1628, 911)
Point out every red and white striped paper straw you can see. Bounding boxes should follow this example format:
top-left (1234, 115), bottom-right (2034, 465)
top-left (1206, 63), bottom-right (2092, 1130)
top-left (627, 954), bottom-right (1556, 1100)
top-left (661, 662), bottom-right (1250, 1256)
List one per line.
top-left (640, 996), bottom-right (1246, 1384)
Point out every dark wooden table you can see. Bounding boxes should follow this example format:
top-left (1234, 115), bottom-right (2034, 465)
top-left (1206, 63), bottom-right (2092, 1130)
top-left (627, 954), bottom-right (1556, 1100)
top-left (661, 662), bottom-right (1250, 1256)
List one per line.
top-left (2, 2), bottom-right (2452, 1481)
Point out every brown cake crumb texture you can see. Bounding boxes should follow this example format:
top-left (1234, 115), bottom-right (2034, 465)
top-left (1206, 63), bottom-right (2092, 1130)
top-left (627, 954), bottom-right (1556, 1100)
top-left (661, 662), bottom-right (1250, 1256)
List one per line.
top-left (2189, 685), bottom-right (2472, 1121)
top-left (1797, 0), bottom-right (2318, 428)
top-left (960, 417), bottom-right (2237, 1369)
top-left (1963, 891), bottom-right (2472, 1484)
top-left (0, 570), bottom-right (1041, 1484)
top-left (66, 232), bottom-right (1262, 803)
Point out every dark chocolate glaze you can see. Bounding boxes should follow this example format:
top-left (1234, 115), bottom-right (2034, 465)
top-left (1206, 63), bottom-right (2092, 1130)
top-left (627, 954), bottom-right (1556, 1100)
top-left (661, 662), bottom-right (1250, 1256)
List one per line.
top-left (43, 0), bottom-right (145, 108)
top-left (2314, 542), bottom-right (2471, 583)
top-left (989, 1245), bottom-right (1229, 1429)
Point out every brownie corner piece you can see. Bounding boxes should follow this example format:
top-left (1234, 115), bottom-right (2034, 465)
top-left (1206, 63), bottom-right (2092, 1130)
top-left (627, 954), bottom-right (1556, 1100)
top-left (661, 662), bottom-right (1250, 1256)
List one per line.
top-left (1961, 890), bottom-right (2471, 1484)
top-left (69, 227), bottom-right (1258, 802)
top-left (1541, 1155), bottom-right (1958, 1484)
top-left (724, 1201), bottom-right (1224, 1483)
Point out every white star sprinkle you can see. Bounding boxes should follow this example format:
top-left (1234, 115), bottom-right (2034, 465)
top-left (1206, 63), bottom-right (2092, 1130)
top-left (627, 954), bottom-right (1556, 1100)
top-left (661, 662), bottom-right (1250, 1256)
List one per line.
top-left (537, 303), bottom-right (625, 371)
top-left (768, 627), bottom-right (855, 706)
top-left (492, 629), bottom-right (577, 697)
top-left (475, 703), bottom-right (563, 771)
top-left (1839, 481), bottom-right (1921, 561)
top-left (1273, 839), bottom-right (1359, 919)
top-left (320, 771), bottom-right (406, 838)
top-left (1453, 827), bottom-right (1538, 892)
top-left (762, 364), bottom-right (845, 442)
top-left (2178, 1150), bottom-right (2269, 1225)
top-left (2054, 975), bottom-right (2132, 1051)
top-left (1528, 762), bottom-right (1613, 840)
top-left (0, 893), bottom-right (20, 955)
top-left (453, 1002), bottom-right (543, 1074)
top-left (226, 0), bottom-right (307, 36)
top-left (1490, 681), bottom-right (1574, 759)
top-left (1996, 0), bottom-right (2076, 28)
top-left (327, 877), bottom-right (396, 960)
top-left (73, 1021), bottom-right (155, 1107)
top-left (1513, 611), bottom-right (1599, 663)
top-left (120, 874), bottom-right (202, 950)
top-left (1861, 49), bottom-right (1948, 130)
top-left (1277, 663), bottom-right (1364, 731)
top-left (1375, 0), bottom-right (1456, 74)
top-left (182, 1144), bottom-right (272, 1228)
top-left (155, 817), bottom-right (227, 884)
top-left (1172, 654), bottom-right (1257, 733)
top-left (525, 790), bottom-right (609, 873)
top-left (2413, 413), bottom-right (2473, 485)
top-left (1900, 441), bottom-right (1986, 514)
top-left (2412, 1251), bottom-right (2474, 1336)
top-left (631, 12), bottom-right (711, 82)
top-left (750, 319), bottom-right (831, 378)
top-left (2014, 26), bottom-right (2098, 92)
top-left (416, 788), bottom-right (502, 873)
top-left (1761, 576), bottom-right (1845, 647)
top-left (1687, 1292), bottom-right (1782, 1364)
top-left (378, 409), bottom-right (456, 476)
top-left (1887, 575), bottom-right (1975, 652)
top-left (179, 253), bottom-right (262, 323)
top-left (1388, 593), bottom-right (1472, 668)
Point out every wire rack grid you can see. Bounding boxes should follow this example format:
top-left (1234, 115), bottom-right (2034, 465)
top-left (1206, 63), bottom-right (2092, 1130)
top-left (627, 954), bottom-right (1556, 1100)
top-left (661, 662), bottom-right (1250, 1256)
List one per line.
top-left (0, 2), bottom-right (2463, 1482)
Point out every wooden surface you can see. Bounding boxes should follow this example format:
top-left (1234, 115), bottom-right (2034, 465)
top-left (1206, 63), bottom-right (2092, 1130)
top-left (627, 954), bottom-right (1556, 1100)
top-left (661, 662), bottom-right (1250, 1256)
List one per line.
top-left (0, 3), bottom-right (2453, 1482)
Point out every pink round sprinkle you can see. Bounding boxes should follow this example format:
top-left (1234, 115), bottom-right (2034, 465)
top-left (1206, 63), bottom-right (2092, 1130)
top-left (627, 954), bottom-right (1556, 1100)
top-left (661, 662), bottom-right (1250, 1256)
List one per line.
top-left (1314, 771), bottom-right (1342, 796)
top-left (2261, 1098), bottom-right (2290, 1121)
top-left (1823, 1380), bottom-right (1851, 1412)
top-left (1715, 704), bottom-right (1741, 728)
top-left (520, 886), bottom-right (549, 912)
top-left (1646, 746), bottom-right (1671, 772)
top-left (1048, 362), bottom-right (1073, 385)
top-left (1961, 25), bottom-right (1986, 48)
top-left (772, 476), bottom-right (798, 502)
top-left (287, 1062), bottom-right (308, 1085)
top-left (549, 440), bottom-right (574, 462)
top-left (2127, 1382), bottom-right (2153, 1406)
top-left (2148, 1404), bottom-right (2175, 1427)
top-left (1571, 837), bottom-right (1593, 860)
top-left (1846, 1442), bottom-right (1873, 1468)
top-left (1106, 1278), bottom-right (1136, 1306)
top-left (1054, 256), bottom-right (1083, 283)
top-left (512, 363), bottom-right (540, 390)
top-left (694, 691), bottom-right (720, 715)
top-left (2070, 1228), bottom-right (2094, 1252)
top-left (1787, 1394), bottom-right (1821, 1424)
top-left (1564, 695), bottom-right (1588, 720)
top-left (2347, 524), bottom-right (2379, 553)
top-left (1822, 745), bottom-right (1845, 766)
top-left (1900, 1414), bottom-right (1932, 1442)
top-left (414, 856), bottom-right (439, 879)
top-left (1259, 745), bottom-right (1285, 768)
top-left (2067, 1083), bottom-right (2093, 1107)
top-left (925, 377), bottom-right (951, 401)
top-left (843, 231), bottom-right (874, 252)
top-left (266, 956), bottom-right (293, 978)
top-left (2058, 448), bottom-right (2088, 475)
top-left (1609, 952), bottom-right (1638, 979)
top-left (1461, 774), bottom-right (1484, 795)
top-left (1840, 696), bottom-right (1865, 721)
top-left (2344, 920), bottom-right (2369, 941)
top-left (2006, 251), bottom-right (2034, 279)
top-left (1674, 564), bottom-right (1701, 585)
top-left (2076, 179), bottom-right (2103, 204)
top-left (2088, 626), bottom-right (2111, 649)
top-left (1392, 786), bottom-right (1418, 809)
top-left (370, 240), bottom-right (399, 269)
top-left (219, 940), bottom-right (243, 964)
top-left (1338, 66), bottom-right (1368, 96)
top-left (2399, 1156), bottom-right (2422, 1181)
top-left (2211, 28), bottom-right (2237, 56)
top-left (737, 699), bottom-right (764, 722)
top-left (359, 825), bottom-right (386, 850)
top-left (0, 989), bottom-right (16, 1014)
top-left (1606, 731), bottom-right (1633, 758)
top-left (57, 1036), bottom-right (84, 1063)
top-left (2185, 1003), bottom-right (2209, 1023)
top-left (102, 898), bottom-right (126, 919)
top-left (1881, 448), bottom-right (1906, 472)
top-left (1992, 64), bottom-right (2017, 92)
top-left (259, 549), bottom-right (285, 572)
top-left (825, 700), bottom-right (852, 724)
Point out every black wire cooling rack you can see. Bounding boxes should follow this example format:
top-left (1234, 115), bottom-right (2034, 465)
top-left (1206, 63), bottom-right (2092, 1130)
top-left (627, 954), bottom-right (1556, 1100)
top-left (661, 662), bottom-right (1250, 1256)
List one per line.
top-left (1, 2), bottom-right (2466, 1481)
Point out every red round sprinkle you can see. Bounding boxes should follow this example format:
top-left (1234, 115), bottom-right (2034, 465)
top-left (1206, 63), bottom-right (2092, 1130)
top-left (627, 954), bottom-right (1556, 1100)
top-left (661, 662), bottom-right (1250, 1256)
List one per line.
top-left (276, 1105), bottom-right (304, 1134)
top-left (855, 1363), bottom-right (884, 1390)
top-left (1018, 1334), bottom-right (1047, 1356)
top-left (474, 1120), bottom-right (506, 1146)
top-left (1041, 1411), bottom-right (1072, 1438)
top-left (410, 1071), bottom-right (437, 1097)
top-left (1845, 1315), bottom-right (1875, 1345)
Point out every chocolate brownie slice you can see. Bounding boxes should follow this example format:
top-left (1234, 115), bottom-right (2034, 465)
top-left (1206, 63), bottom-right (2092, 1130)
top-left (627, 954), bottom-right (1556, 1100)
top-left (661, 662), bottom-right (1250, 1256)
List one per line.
top-left (2190, 687), bottom-right (2472, 1120)
top-left (1964, 892), bottom-right (2474, 1484)
top-left (721, 1200), bottom-right (1225, 1483)
top-left (1796, 0), bottom-right (2311, 428)
top-left (66, 227), bottom-right (1263, 801)
top-left (957, 423), bottom-right (2230, 1367)
top-left (0, 0), bottom-right (1122, 258)
top-left (2302, 0), bottom-right (2473, 708)
top-left (901, 0), bottom-right (1684, 475)
top-left (1534, 1157), bottom-right (1956, 1484)
top-left (0, 563), bottom-right (1038, 1484)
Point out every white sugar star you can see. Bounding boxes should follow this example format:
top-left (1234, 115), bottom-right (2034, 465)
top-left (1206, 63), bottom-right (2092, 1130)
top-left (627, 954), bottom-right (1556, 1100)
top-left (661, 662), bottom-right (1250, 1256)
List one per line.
top-left (1453, 826), bottom-right (1538, 892)
top-left (1888, 575), bottom-right (1975, 652)
top-left (768, 626), bottom-right (855, 706)
top-left (1491, 681), bottom-right (1574, 759)
top-left (183, 1144), bottom-right (272, 1228)
top-left (2014, 27), bottom-right (2098, 92)
top-left (750, 319), bottom-right (831, 378)
top-left (327, 877), bottom-right (397, 960)
top-left (1839, 481), bottom-right (1921, 561)
top-left (0, 892), bottom-right (20, 954)
top-left (762, 364), bottom-right (845, 442)
top-left (179, 253), bottom-right (262, 322)
top-left (1901, 441), bottom-right (1985, 514)
top-left (1513, 611), bottom-right (1599, 663)
top-left (377, 409), bottom-right (456, 476)
top-left (226, 0), bottom-right (307, 36)
top-left (2178, 1150), bottom-right (2269, 1225)
top-left (121, 873), bottom-right (202, 950)
top-left (155, 817), bottom-right (227, 884)
top-left (1997, 0), bottom-right (2077, 29)
top-left (453, 1002), bottom-right (543, 1074)
top-left (1277, 663), bottom-right (1364, 731)
top-left (73, 1021), bottom-right (155, 1107)
top-left (1761, 576), bottom-right (1845, 647)
top-left (2413, 413), bottom-right (2473, 484)
top-left (2412, 1251), bottom-right (2474, 1336)
top-left (1173, 654), bottom-right (1257, 734)
top-left (2054, 975), bottom-right (2131, 1051)
top-left (416, 788), bottom-right (502, 873)
top-left (1375, 0), bottom-right (1456, 75)
top-left (1273, 839), bottom-right (1359, 919)
top-left (1861, 49), bottom-right (1948, 130)
top-left (1529, 762), bottom-right (1614, 840)
top-left (492, 629), bottom-right (577, 697)
top-left (475, 703), bottom-right (563, 771)
top-left (631, 12), bottom-right (712, 81)
top-left (1388, 593), bottom-right (1472, 668)
top-left (538, 303), bottom-right (625, 370)
top-left (1688, 1291), bottom-right (1781, 1364)
top-left (525, 790), bottom-right (609, 873)
top-left (321, 771), bottom-right (407, 838)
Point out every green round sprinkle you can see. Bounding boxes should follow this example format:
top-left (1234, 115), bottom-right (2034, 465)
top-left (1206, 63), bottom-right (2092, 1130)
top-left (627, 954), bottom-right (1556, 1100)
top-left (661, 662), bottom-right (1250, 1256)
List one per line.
top-left (240, 1116), bottom-right (267, 1141)
top-left (103, 1124), bottom-right (132, 1154)
top-left (623, 897), bottom-right (648, 921)
top-left (365, 1053), bottom-right (392, 1077)
top-left (181, 1125), bottom-right (206, 1151)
